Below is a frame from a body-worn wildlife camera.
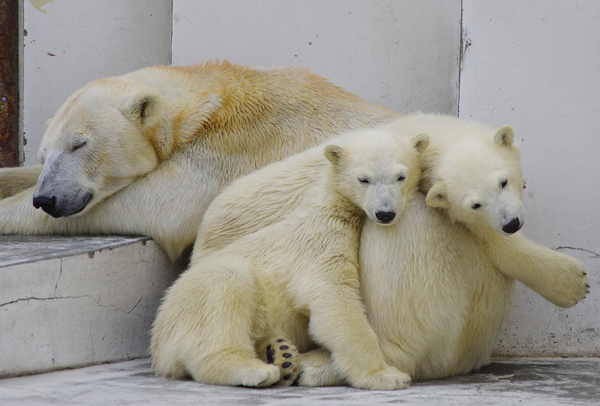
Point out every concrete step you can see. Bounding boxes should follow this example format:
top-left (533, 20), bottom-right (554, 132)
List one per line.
top-left (1, 357), bottom-right (599, 406)
top-left (0, 236), bottom-right (186, 378)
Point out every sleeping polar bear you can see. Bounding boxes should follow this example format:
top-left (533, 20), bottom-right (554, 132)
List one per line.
top-left (0, 61), bottom-right (399, 259)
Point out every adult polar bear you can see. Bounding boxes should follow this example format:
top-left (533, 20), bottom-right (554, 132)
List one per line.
top-left (0, 61), bottom-right (399, 259)
top-left (163, 113), bottom-right (588, 384)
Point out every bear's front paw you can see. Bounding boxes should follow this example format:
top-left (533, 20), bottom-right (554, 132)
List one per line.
top-left (351, 366), bottom-right (412, 390)
top-left (550, 255), bottom-right (589, 308)
top-left (257, 337), bottom-right (300, 386)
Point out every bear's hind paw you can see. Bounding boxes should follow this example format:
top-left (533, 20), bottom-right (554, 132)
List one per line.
top-left (257, 336), bottom-right (300, 386)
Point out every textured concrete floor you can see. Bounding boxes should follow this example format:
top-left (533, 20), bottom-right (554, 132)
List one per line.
top-left (1, 357), bottom-right (599, 406)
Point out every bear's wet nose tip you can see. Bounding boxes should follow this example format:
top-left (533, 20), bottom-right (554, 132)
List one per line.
top-left (33, 195), bottom-right (56, 213)
top-left (502, 218), bottom-right (522, 234)
top-left (375, 211), bottom-right (396, 223)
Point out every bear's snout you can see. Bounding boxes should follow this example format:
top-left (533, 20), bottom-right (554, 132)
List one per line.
top-left (375, 211), bottom-right (396, 224)
top-left (502, 218), bottom-right (522, 234)
top-left (32, 191), bottom-right (93, 218)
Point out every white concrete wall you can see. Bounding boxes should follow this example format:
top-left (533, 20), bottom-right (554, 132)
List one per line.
top-left (460, 1), bottom-right (600, 356)
top-left (172, 0), bottom-right (462, 115)
top-left (22, 0), bottom-right (172, 166)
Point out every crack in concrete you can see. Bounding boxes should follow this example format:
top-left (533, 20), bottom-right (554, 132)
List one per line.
top-left (127, 296), bottom-right (143, 314)
top-left (555, 246), bottom-right (600, 258)
top-left (0, 295), bottom-right (95, 308)
top-left (0, 296), bottom-right (144, 318)
top-left (53, 262), bottom-right (63, 295)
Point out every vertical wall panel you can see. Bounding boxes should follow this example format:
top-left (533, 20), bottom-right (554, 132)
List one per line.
top-left (460, 1), bottom-right (600, 356)
top-left (172, 0), bottom-right (462, 115)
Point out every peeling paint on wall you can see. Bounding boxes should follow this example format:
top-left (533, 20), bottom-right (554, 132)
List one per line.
top-left (29, 0), bottom-right (52, 14)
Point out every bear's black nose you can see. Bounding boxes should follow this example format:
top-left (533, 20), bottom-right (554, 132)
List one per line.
top-left (502, 218), bottom-right (522, 234)
top-left (375, 211), bottom-right (396, 223)
top-left (33, 195), bottom-right (56, 214)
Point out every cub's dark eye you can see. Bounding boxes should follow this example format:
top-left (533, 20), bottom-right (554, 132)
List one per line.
top-left (500, 179), bottom-right (508, 189)
top-left (397, 175), bottom-right (406, 182)
top-left (359, 178), bottom-right (369, 184)
top-left (71, 140), bottom-right (87, 152)
top-left (471, 203), bottom-right (482, 210)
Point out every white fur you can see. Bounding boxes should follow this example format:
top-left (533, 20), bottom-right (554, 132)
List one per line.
top-left (299, 195), bottom-right (514, 384)
top-left (158, 113), bottom-right (588, 385)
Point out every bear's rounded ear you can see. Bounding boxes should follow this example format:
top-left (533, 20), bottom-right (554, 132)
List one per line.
top-left (44, 118), bottom-right (53, 130)
top-left (412, 133), bottom-right (430, 155)
top-left (324, 145), bottom-right (343, 164)
top-left (426, 182), bottom-right (450, 209)
top-left (122, 91), bottom-right (164, 127)
top-left (494, 125), bottom-right (514, 148)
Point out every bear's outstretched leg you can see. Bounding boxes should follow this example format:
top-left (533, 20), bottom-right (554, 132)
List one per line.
top-left (151, 255), bottom-right (279, 387)
top-left (479, 230), bottom-right (589, 308)
top-left (256, 337), bottom-right (300, 386)
top-left (308, 280), bottom-right (412, 390)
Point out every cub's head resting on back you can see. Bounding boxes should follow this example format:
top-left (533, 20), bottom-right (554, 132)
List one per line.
top-left (425, 125), bottom-right (525, 235)
top-left (380, 113), bottom-right (526, 236)
top-left (323, 130), bottom-right (429, 226)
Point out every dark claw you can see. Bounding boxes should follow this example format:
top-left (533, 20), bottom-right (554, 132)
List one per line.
top-left (282, 362), bottom-right (292, 368)
top-left (282, 353), bottom-right (292, 358)
top-left (283, 374), bottom-right (292, 381)
top-left (276, 339), bottom-right (285, 343)
top-left (280, 345), bottom-right (289, 350)
top-left (583, 272), bottom-right (587, 276)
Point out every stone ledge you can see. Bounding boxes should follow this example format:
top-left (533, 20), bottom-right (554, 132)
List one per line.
top-left (0, 235), bottom-right (153, 268)
top-left (0, 236), bottom-right (185, 378)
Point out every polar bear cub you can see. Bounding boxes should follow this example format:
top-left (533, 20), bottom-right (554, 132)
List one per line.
top-left (151, 130), bottom-right (428, 389)
top-left (378, 113), bottom-right (587, 308)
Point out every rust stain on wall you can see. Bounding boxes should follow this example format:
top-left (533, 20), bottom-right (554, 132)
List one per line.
top-left (0, 0), bottom-right (19, 167)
